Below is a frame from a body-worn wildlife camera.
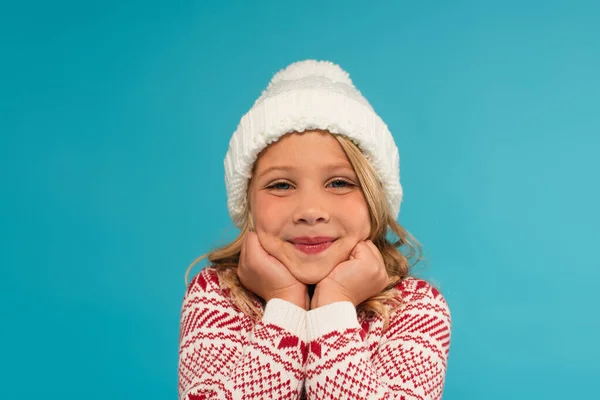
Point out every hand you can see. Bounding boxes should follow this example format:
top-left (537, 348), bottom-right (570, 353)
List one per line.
top-left (238, 231), bottom-right (309, 309)
top-left (311, 240), bottom-right (388, 309)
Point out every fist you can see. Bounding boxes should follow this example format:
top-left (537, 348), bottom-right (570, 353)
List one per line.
top-left (238, 231), bottom-right (308, 309)
top-left (311, 240), bottom-right (388, 308)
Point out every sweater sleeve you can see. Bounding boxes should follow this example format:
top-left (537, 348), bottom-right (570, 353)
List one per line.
top-left (178, 268), bottom-right (307, 400)
top-left (304, 279), bottom-right (451, 400)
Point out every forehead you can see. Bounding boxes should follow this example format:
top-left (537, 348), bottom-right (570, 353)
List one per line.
top-left (254, 131), bottom-right (350, 170)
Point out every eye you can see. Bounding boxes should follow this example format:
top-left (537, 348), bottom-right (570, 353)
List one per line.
top-left (328, 179), bottom-right (354, 189)
top-left (266, 181), bottom-right (294, 190)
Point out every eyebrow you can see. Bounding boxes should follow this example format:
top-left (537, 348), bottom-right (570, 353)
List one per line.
top-left (256, 163), bottom-right (354, 179)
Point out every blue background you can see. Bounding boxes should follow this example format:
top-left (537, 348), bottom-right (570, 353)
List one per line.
top-left (2, 0), bottom-right (599, 399)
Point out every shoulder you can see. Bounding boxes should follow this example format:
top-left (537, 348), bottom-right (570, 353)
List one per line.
top-left (396, 277), bottom-right (446, 303)
top-left (181, 266), bottom-right (246, 317)
top-left (393, 277), bottom-right (451, 320)
top-left (184, 266), bottom-right (222, 297)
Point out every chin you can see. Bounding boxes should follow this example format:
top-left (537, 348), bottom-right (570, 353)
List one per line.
top-left (296, 274), bottom-right (327, 285)
top-left (289, 263), bottom-right (335, 285)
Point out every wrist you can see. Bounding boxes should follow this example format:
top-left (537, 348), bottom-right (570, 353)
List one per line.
top-left (269, 287), bottom-right (309, 310)
top-left (310, 287), bottom-right (354, 309)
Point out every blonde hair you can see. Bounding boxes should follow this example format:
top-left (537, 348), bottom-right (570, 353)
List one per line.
top-left (185, 132), bottom-right (423, 330)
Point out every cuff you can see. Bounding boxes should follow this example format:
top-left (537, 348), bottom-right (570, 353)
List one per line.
top-left (262, 298), bottom-right (307, 340)
top-left (307, 301), bottom-right (360, 340)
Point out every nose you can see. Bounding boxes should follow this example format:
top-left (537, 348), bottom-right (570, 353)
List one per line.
top-left (292, 191), bottom-right (330, 226)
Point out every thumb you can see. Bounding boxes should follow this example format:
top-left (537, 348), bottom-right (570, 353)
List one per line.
top-left (246, 230), bottom-right (260, 249)
top-left (350, 241), bottom-right (369, 260)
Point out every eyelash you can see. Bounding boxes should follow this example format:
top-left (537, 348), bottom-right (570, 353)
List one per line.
top-left (266, 179), bottom-right (355, 191)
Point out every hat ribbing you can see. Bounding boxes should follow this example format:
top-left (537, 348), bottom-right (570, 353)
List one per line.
top-left (224, 60), bottom-right (402, 228)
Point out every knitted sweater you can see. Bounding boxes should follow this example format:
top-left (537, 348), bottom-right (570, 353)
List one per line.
top-left (178, 267), bottom-right (451, 400)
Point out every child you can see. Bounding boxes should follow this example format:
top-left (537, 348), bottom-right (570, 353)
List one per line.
top-left (178, 60), bottom-right (451, 400)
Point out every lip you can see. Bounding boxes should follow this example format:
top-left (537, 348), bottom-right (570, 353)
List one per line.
top-left (289, 236), bottom-right (337, 244)
top-left (288, 237), bottom-right (337, 255)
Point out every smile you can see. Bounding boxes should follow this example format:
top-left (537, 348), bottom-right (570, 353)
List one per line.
top-left (288, 237), bottom-right (337, 255)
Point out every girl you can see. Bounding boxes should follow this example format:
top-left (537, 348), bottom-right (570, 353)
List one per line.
top-left (178, 60), bottom-right (451, 400)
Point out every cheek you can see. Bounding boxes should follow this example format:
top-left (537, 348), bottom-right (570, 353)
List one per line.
top-left (341, 196), bottom-right (371, 239)
top-left (252, 194), bottom-right (288, 229)
top-left (252, 202), bottom-right (289, 255)
top-left (359, 212), bottom-right (371, 238)
top-left (255, 229), bottom-right (282, 256)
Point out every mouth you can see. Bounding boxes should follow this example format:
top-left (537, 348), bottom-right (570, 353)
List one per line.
top-left (288, 237), bottom-right (337, 255)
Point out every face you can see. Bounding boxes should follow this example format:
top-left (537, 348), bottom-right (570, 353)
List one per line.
top-left (248, 130), bottom-right (371, 284)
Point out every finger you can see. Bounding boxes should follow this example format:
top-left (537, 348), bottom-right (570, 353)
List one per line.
top-left (351, 240), bottom-right (370, 260)
top-left (365, 240), bottom-right (384, 264)
top-left (246, 230), bottom-right (257, 246)
top-left (366, 241), bottom-right (386, 280)
top-left (241, 232), bottom-right (251, 263)
top-left (242, 232), bottom-right (259, 273)
top-left (248, 231), bottom-right (268, 257)
top-left (245, 231), bottom-right (262, 265)
top-left (238, 237), bottom-right (247, 281)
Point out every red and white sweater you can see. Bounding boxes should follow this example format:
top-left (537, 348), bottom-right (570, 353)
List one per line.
top-left (178, 267), bottom-right (451, 400)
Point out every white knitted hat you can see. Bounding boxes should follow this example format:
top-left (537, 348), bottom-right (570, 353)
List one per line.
top-left (224, 59), bottom-right (402, 228)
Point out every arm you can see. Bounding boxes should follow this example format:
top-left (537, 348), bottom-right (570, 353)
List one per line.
top-left (178, 268), bottom-right (307, 400)
top-left (304, 279), bottom-right (451, 400)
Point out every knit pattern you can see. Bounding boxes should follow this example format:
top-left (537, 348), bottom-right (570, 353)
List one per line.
top-left (178, 267), bottom-right (451, 400)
